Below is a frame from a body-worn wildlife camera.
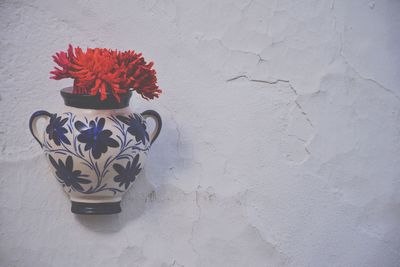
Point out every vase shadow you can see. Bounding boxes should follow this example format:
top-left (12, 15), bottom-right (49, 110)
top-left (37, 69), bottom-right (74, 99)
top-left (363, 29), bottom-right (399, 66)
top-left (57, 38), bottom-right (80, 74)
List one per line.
top-left (74, 113), bottom-right (187, 232)
top-left (74, 171), bottom-right (155, 233)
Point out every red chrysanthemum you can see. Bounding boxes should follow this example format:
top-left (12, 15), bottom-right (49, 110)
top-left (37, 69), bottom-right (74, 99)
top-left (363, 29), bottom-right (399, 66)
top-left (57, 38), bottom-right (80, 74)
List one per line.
top-left (50, 45), bottom-right (162, 102)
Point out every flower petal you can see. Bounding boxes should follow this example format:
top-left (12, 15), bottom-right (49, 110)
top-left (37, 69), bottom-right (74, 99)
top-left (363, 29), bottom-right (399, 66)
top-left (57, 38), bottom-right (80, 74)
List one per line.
top-left (65, 156), bottom-right (73, 171)
top-left (116, 115), bottom-right (131, 125)
top-left (72, 183), bottom-right (84, 192)
top-left (60, 117), bottom-right (68, 126)
top-left (92, 147), bottom-right (102, 159)
top-left (107, 138), bottom-right (119, 148)
top-left (59, 134), bottom-right (71, 145)
top-left (132, 154), bottom-right (140, 166)
top-left (97, 118), bottom-right (105, 131)
top-left (48, 155), bottom-right (58, 169)
top-left (74, 121), bottom-right (87, 132)
top-left (113, 163), bottom-right (125, 175)
top-left (75, 177), bottom-right (91, 184)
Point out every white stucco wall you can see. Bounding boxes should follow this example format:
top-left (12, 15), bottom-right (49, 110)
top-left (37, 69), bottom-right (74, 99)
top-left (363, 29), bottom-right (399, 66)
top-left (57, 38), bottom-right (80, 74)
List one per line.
top-left (1, 0), bottom-right (400, 266)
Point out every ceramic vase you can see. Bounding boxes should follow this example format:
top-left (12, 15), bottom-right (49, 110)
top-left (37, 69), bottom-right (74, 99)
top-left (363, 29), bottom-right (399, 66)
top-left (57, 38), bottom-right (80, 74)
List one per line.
top-left (29, 87), bottom-right (161, 214)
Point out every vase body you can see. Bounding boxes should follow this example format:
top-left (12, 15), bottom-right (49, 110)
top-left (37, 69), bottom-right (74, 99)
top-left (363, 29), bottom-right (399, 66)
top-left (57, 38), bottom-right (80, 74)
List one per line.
top-left (29, 88), bottom-right (161, 214)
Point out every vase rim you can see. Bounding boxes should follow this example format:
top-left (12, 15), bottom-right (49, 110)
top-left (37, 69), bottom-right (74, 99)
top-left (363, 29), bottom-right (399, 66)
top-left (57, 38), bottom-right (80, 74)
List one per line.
top-left (60, 87), bottom-right (132, 110)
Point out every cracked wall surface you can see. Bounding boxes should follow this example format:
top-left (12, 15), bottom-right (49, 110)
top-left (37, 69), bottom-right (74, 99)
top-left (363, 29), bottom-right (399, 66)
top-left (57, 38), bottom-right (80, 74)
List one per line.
top-left (1, 0), bottom-right (400, 266)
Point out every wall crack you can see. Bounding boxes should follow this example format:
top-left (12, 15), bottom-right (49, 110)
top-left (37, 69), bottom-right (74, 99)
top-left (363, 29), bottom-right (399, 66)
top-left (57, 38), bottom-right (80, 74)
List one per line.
top-left (226, 74), bottom-right (314, 128)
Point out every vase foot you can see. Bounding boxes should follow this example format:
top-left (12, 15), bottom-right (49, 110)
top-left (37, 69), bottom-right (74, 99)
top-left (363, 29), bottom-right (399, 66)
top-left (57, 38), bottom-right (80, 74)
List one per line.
top-left (71, 201), bottom-right (121, 215)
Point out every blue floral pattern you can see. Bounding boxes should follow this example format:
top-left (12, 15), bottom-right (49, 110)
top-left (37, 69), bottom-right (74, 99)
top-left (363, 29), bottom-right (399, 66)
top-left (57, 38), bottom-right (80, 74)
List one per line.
top-left (48, 155), bottom-right (91, 192)
top-left (117, 114), bottom-right (149, 144)
top-left (74, 118), bottom-right (119, 159)
top-left (46, 114), bottom-right (70, 145)
top-left (113, 154), bottom-right (142, 189)
top-left (42, 112), bottom-right (149, 195)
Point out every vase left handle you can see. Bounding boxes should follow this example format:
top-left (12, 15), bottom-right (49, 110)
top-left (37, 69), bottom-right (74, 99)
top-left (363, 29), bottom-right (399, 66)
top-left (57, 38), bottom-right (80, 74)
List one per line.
top-left (29, 110), bottom-right (52, 148)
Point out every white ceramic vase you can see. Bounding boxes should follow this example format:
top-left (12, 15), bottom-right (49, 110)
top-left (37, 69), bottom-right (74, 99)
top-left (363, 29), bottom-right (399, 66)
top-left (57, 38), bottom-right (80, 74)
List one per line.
top-left (29, 87), bottom-right (161, 214)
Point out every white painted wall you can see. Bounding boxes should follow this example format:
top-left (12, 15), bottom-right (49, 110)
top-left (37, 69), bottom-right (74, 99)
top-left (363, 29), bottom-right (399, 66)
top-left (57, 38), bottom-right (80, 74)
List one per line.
top-left (1, 0), bottom-right (400, 266)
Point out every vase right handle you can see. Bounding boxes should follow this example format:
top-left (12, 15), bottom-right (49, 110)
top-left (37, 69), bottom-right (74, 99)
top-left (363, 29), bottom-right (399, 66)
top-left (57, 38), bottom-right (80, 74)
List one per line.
top-left (141, 110), bottom-right (162, 145)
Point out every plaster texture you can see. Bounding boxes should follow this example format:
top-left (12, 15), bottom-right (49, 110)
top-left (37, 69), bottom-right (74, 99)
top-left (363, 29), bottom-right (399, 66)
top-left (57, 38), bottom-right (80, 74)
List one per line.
top-left (1, 0), bottom-right (400, 266)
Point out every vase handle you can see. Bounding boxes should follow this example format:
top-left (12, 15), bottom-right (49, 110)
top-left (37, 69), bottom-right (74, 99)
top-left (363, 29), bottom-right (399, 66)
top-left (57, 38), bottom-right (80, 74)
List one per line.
top-left (29, 110), bottom-right (52, 148)
top-left (141, 110), bottom-right (162, 145)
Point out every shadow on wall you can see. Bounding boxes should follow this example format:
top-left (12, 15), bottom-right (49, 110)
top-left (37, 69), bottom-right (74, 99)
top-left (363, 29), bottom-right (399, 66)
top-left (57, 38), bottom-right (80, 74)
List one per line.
top-left (74, 111), bottom-right (187, 232)
top-left (73, 171), bottom-right (155, 232)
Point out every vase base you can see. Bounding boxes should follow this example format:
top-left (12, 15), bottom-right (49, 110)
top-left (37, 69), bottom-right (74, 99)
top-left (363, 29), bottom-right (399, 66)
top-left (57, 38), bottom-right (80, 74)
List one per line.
top-left (71, 201), bottom-right (121, 215)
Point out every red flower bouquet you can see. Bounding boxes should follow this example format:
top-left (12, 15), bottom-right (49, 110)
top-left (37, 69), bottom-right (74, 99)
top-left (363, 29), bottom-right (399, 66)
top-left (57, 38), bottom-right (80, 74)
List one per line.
top-left (50, 45), bottom-right (162, 102)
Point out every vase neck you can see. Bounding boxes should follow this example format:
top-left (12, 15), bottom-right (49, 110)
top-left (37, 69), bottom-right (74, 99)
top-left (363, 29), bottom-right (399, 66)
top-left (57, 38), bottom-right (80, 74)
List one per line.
top-left (60, 87), bottom-right (132, 110)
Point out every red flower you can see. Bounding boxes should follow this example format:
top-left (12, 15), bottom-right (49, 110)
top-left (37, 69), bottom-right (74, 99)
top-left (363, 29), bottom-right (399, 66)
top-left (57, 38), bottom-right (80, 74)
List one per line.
top-left (50, 45), bottom-right (75, 80)
top-left (50, 45), bottom-right (162, 102)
